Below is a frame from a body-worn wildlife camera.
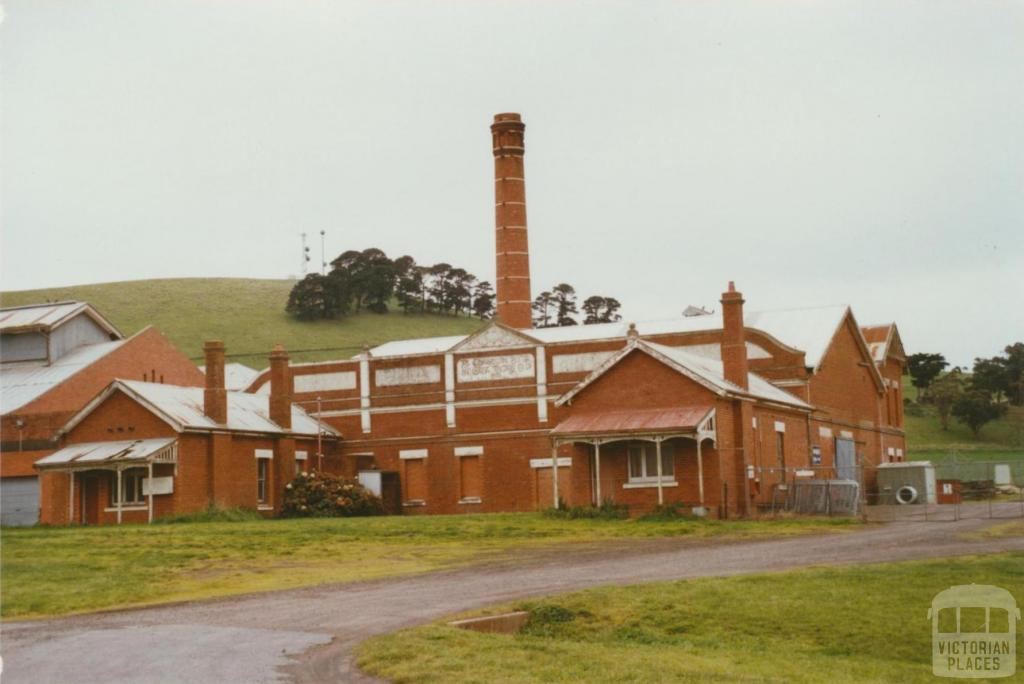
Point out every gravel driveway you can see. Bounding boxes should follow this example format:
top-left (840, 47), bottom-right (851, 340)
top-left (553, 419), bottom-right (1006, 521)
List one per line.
top-left (3, 513), bottom-right (1022, 684)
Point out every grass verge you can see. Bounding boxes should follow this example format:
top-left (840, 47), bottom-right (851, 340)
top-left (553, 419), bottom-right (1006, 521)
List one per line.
top-left (0, 513), bottom-right (854, 619)
top-left (357, 553), bottom-right (1024, 684)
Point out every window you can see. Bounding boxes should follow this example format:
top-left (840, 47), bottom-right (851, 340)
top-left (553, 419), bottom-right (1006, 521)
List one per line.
top-left (110, 469), bottom-right (145, 506)
top-left (459, 455), bottom-right (481, 502)
top-left (775, 432), bottom-right (786, 480)
top-left (627, 443), bottom-right (674, 483)
top-left (257, 458), bottom-right (268, 503)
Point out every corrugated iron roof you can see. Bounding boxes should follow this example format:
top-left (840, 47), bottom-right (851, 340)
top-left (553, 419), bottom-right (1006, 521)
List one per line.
top-left (1, 339), bottom-right (125, 414)
top-left (556, 340), bottom-right (811, 410)
top-left (0, 301), bottom-right (122, 337)
top-left (67, 380), bottom-right (340, 439)
top-left (199, 363), bottom-right (261, 391)
top-left (365, 305), bottom-right (851, 369)
top-left (35, 438), bottom-right (177, 469)
top-left (550, 406), bottom-right (713, 436)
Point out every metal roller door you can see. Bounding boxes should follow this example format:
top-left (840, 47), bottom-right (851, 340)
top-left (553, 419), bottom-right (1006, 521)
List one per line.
top-left (1, 476), bottom-right (40, 526)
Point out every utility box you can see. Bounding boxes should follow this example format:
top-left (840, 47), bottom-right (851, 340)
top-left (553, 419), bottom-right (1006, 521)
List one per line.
top-left (876, 461), bottom-right (937, 505)
top-left (936, 479), bottom-right (962, 504)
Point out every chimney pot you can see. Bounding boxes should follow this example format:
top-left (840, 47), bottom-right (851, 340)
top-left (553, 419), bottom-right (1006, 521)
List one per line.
top-left (269, 344), bottom-right (292, 430)
top-left (203, 340), bottom-right (228, 424)
top-left (720, 283), bottom-right (749, 390)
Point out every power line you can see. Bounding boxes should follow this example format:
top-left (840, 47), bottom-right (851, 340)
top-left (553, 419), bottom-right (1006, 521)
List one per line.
top-left (189, 344), bottom-right (367, 361)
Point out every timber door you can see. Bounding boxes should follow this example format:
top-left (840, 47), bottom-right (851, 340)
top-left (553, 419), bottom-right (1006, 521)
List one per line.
top-left (835, 439), bottom-right (857, 481)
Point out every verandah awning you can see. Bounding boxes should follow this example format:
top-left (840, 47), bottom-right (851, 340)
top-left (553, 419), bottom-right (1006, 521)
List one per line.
top-left (550, 406), bottom-right (714, 439)
top-left (34, 438), bottom-right (178, 471)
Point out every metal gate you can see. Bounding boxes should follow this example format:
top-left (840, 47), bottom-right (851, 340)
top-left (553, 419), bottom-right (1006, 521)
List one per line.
top-left (836, 438), bottom-right (857, 481)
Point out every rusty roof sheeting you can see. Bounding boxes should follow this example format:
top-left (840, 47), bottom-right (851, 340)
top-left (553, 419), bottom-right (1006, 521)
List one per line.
top-left (550, 406), bottom-right (714, 437)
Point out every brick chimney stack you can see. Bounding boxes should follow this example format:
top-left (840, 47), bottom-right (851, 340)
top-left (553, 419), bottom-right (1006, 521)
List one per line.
top-left (203, 340), bottom-right (227, 424)
top-left (720, 281), bottom-right (749, 390)
top-left (269, 344), bottom-right (292, 430)
top-left (491, 113), bottom-right (533, 329)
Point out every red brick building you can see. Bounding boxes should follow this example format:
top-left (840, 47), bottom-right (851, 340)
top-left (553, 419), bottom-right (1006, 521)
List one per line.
top-left (0, 302), bottom-right (205, 525)
top-left (33, 343), bottom-right (340, 525)
top-left (243, 113), bottom-right (908, 517)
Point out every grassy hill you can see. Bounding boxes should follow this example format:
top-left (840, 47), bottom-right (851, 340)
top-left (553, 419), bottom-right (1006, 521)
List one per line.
top-left (900, 376), bottom-right (1023, 460)
top-left (0, 278), bottom-right (483, 367)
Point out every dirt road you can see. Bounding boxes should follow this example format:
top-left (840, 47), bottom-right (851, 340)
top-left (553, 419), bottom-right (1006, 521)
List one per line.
top-left (3, 514), bottom-right (1022, 684)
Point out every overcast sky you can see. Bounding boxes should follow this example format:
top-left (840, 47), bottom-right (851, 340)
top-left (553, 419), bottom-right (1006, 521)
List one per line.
top-left (2, 1), bottom-right (1022, 367)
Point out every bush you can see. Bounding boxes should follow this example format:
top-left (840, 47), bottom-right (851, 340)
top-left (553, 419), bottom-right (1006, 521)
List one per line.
top-left (154, 506), bottom-right (263, 525)
top-left (541, 498), bottom-right (629, 520)
top-left (281, 472), bottom-right (385, 518)
top-left (639, 502), bottom-right (695, 522)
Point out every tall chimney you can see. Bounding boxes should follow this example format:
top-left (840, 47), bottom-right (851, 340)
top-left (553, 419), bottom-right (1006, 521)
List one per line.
top-left (720, 282), bottom-right (749, 390)
top-left (269, 344), bottom-right (292, 430)
top-left (203, 340), bottom-right (227, 424)
top-left (491, 112), bottom-right (533, 329)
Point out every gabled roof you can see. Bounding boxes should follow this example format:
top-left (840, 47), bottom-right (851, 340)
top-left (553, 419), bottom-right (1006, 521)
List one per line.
top-left (364, 305), bottom-right (851, 370)
top-left (0, 301), bottom-right (122, 338)
top-left (60, 380), bottom-right (340, 439)
top-left (555, 339), bottom-right (811, 410)
top-left (1, 338), bottom-right (126, 414)
top-left (449, 320), bottom-right (541, 352)
top-left (861, 323), bottom-right (906, 365)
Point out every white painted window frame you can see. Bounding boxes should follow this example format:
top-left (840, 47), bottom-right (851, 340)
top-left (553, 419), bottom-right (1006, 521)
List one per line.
top-left (626, 444), bottom-right (675, 485)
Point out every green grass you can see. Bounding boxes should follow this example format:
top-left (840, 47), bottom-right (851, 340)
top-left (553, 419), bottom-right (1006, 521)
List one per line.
top-left (902, 375), bottom-right (1024, 455)
top-left (0, 513), bottom-right (855, 619)
top-left (0, 278), bottom-right (483, 366)
top-left (357, 553), bottom-right (1024, 684)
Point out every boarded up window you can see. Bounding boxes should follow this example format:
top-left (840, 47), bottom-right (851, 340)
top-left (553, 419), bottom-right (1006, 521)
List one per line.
top-left (535, 465), bottom-right (571, 509)
top-left (460, 456), bottom-right (481, 501)
top-left (404, 458), bottom-right (426, 502)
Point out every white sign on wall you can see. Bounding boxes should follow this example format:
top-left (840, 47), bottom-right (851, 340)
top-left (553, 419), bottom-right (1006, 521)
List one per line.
top-left (142, 476), bottom-right (174, 496)
top-left (294, 371), bottom-right (357, 393)
top-left (551, 351), bottom-right (614, 374)
top-left (456, 354), bottom-right (535, 383)
top-left (375, 365), bottom-right (441, 387)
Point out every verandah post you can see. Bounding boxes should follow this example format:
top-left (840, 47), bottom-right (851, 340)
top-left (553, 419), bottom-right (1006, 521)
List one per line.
top-left (551, 443), bottom-right (560, 509)
top-left (655, 438), bottom-right (664, 506)
top-left (594, 441), bottom-right (602, 504)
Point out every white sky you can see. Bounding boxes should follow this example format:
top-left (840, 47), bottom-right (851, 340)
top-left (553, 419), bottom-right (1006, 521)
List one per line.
top-left (2, 1), bottom-right (1022, 367)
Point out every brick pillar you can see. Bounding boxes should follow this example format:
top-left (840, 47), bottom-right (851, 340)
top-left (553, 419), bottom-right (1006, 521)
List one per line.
top-left (492, 113), bottom-right (533, 329)
top-left (269, 344), bottom-right (292, 430)
top-left (203, 341), bottom-right (227, 424)
top-left (720, 282), bottom-right (748, 390)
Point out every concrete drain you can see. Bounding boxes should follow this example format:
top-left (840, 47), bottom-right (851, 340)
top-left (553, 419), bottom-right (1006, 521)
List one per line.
top-left (448, 611), bottom-right (530, 634)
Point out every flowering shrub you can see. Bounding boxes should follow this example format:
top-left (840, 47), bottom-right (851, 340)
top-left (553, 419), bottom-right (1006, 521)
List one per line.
top-left (280, 472), bottom-right (385, 518)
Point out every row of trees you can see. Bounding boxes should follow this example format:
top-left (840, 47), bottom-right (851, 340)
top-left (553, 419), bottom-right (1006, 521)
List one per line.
top-left (286, 248), bottom-right (495, 320)
top-left (287, 248), bottom-right (626, 329)
top-left (906, 343), bottom-right (1023, 436)
top-left (532, 284), bottom-right (622, 327)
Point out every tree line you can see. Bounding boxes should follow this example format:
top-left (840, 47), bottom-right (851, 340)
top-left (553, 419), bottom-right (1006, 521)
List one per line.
top-left (286, 248), bottom-right (623, 328)
top-left (906, 342), bottom-right (1023, 437)
top-left (532, 284), bottom-right (621, 327)
top-left (286, 248), bottom-right (495, 320)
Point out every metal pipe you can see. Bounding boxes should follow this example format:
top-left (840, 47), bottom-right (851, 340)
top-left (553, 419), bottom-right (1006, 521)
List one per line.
top-left (697, 439), bottom-right (705, 506)
top-left (116, 467), bottom-right (123, 525)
